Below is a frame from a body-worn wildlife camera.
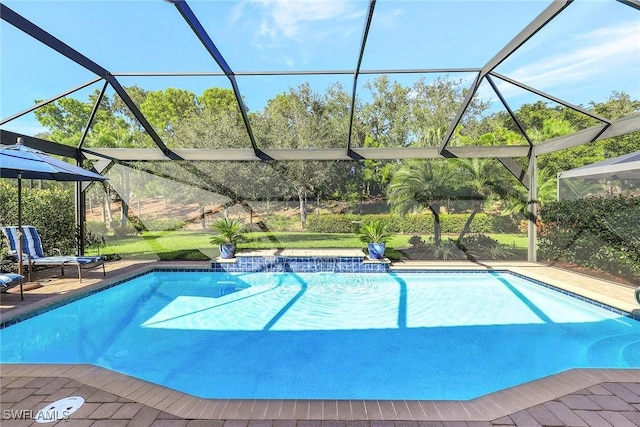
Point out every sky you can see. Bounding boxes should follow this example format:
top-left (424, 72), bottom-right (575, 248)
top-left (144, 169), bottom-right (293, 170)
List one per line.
top-left (1, 0), bottom-right (639, 137)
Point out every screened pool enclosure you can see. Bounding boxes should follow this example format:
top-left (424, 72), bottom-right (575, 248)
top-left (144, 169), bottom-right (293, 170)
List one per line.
top-left (558, 151), bottom-right (640, 200)
top-left (1, 0), bottom-right (639, 280)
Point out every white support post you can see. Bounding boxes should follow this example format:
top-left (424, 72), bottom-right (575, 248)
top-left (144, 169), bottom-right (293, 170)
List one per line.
top-left (527, 155), bottom-right (538, 262)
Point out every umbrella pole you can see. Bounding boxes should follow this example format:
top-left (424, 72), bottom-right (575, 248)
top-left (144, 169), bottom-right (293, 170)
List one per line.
top-left (17, 172), bottom-right (24, 300)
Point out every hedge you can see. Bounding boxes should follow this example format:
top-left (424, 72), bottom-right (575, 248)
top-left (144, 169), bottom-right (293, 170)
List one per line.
top-left (0, 181), bottom-right (76, 255)
top-left (539, 196), bottom-right (640, 280)
top-left (306, 213), bottom-right (519, 234)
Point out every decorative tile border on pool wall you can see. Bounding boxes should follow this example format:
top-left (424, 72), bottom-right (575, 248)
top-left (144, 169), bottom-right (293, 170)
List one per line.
top-left (394, 268), bottom-right (640, 321)
top-left (0, 269), bottom-right (157, 329)
top-left (211, 256), bottom-right (390, 273)
top-left (506, 270), bottom-right (640, 321)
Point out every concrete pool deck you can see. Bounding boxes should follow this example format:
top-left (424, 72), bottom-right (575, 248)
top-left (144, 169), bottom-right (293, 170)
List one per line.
top-left (1, 257), bottom-right (640, 426)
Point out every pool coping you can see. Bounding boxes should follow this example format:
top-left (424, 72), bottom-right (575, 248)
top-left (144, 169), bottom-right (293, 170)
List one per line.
top-left (1, 363), bottom-right (639, 421)
top-left (2, 261), bottom-right (640, 421)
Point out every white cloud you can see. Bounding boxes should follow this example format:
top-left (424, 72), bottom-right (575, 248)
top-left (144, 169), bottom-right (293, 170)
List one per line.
top-left (241, 0), bottom-right (366, 67)
top-left (253, 0), bottom-right (352, 38)
top-left (372, 7), bottom-right (403, 30)
top-left (490, 21), bottom-right (640, 103)
top-left (229, 2), bottom-right (246, 26)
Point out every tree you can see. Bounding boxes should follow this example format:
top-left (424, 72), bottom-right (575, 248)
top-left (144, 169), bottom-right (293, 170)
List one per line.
top-left (452, 158), bottom-right (509, 241)
top-left (361, 76), bottom-right (412, 147)
top-left (33, 97), bottom-right (92, 145)
top-left (140, 88), bottom-right (198, 137)
top-left (388, 160), bottom-right (456, 244)
top-left (411, 76), bottom-right (489, 147)
top-left (253, 83), bottom-right (348, 227)
top-left (198, 87), bottom-right (242, 117)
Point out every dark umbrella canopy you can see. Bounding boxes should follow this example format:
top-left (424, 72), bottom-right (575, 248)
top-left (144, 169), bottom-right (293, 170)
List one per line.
top-left (0, 141), bottom-right (106, 181)
top-left (0, 139), bottom-right (107, 292)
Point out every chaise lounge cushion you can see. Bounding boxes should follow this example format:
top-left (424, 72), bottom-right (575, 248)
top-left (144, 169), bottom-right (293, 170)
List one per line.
top-left (1, 225), bottom-right (106, 282)
top-left (0, 273), bottom-right (23, 292)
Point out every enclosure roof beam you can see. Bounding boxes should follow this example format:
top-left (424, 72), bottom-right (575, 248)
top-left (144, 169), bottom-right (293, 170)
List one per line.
top-left (78, 81), bottom-right (109, 150)
top-left (437, 73), bottom-right (482, 153)
top-left (485, 75), bottom-right (533, 146)
top-left (617, 0), bottom-right (640, 10)
top-left (0, 3), bottom-right (174, 159)
top-left (1, 130), bottom-right (78, 158)
top-left (347, 0), bottom-right (376, 154)
top-left (490, 72), bottom-right (611, 124)
top-left (497, 157), bottom-right (530, 190)
top-left (481, 0), bottom-right (573, 77)
top-left (436, 0), bottom-right (573, 156)
top-left (82, 145), bottom-right (531, 162)
top-left (534, 126), bottom-right (609, 156)
top-left (0, 77), bottom-right (102, 126)
top-left (111, 68), bottom-right (481, 77)
top-left (166, 0), bottom-right (266, 159)
top-left (535, 113), bottom-right (640, 156)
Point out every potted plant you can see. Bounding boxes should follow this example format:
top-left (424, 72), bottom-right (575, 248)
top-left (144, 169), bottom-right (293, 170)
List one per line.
top-left (358, 219), bottom-right (392, 260)
top-left (210, 218), bottom-right (246, 259)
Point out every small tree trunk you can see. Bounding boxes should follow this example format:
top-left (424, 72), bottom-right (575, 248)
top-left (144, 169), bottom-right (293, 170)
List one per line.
top-left (298, 190), bottom-right (307, 229)
top-left (200, 205), bottom-right (206, 229)
top-left (457, 202), bottom-right (481, 242)
top-left (105, 190), bottom-right (113, 224)
top-left (120, 170), bottom-right (130, 228)
top-left (429, 203), bottom-right (441, 245)
top-left (120, 202), bottom-right (127, 228)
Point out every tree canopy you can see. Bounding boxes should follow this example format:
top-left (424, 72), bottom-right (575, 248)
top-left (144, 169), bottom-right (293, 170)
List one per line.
top-left (31, 77), bottom-right (640, 228)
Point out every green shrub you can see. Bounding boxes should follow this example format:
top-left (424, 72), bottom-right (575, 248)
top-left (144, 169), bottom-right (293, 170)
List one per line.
top-left (0, 181), bottom-right (76, 254)
top-left (306, 212), bottom-right (519, 234)
top-left (306, 214), bottom-right (362, 233)
top-left (110, 221), bottom-right (139, 238)
top-left (260, 214), bottom-right (299, 232)
top-left (539, 196), bottom-right (640, 280)
top-left (143, 218), bottom-right (187, 231)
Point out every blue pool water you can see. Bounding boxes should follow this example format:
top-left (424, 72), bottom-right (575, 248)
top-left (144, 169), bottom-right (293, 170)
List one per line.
top-left (1, 271), bottom-right (639, 400)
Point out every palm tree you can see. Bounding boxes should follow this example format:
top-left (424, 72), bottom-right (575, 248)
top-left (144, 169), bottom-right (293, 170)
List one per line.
top-left (388, 160), bottom-right (456, 244)
top-left (454, 158), bottom-right (512, 241)
top-left (502, 167), bottom-right (558, 218)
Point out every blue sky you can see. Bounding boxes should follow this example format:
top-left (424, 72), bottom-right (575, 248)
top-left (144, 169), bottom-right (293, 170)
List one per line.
top-left (1, 0), bottom-right (639, 136)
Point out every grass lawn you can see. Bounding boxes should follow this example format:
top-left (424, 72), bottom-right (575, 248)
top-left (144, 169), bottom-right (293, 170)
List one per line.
top-left (92, 230), bottom-right (528, 261)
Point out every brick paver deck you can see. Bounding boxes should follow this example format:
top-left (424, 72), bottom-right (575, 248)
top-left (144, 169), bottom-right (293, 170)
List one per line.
top-left (1, 259), bottom-right (639, 426)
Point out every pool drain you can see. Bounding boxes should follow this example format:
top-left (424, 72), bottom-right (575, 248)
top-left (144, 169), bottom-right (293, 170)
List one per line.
top-left (35, 396), bottom-right (84, 423)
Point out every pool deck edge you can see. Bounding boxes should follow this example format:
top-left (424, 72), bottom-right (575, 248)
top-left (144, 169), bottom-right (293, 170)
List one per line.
top-left (2, 363), bottom-right (639, 421)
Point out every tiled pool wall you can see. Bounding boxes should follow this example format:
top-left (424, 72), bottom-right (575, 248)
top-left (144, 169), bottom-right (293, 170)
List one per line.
top-left (211, 256), bottom-right (390, 273)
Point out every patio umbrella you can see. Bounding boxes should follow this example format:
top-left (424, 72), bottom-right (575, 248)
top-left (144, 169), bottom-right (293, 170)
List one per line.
top-left (0, 138), bottom-right (107, 282)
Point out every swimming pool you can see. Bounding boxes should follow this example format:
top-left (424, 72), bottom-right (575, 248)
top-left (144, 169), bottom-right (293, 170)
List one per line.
top-left (1, 270), bottom-right (639, 400)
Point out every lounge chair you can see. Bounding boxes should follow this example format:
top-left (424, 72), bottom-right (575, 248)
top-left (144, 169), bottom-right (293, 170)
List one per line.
top-left (1, 225), bottom-right (105, 283)
top-left (0, 272), bottom-right (24, 299)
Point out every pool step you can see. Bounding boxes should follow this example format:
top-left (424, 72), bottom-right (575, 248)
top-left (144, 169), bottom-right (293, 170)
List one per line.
top-left (586, 333), bottom-right (640, 366)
